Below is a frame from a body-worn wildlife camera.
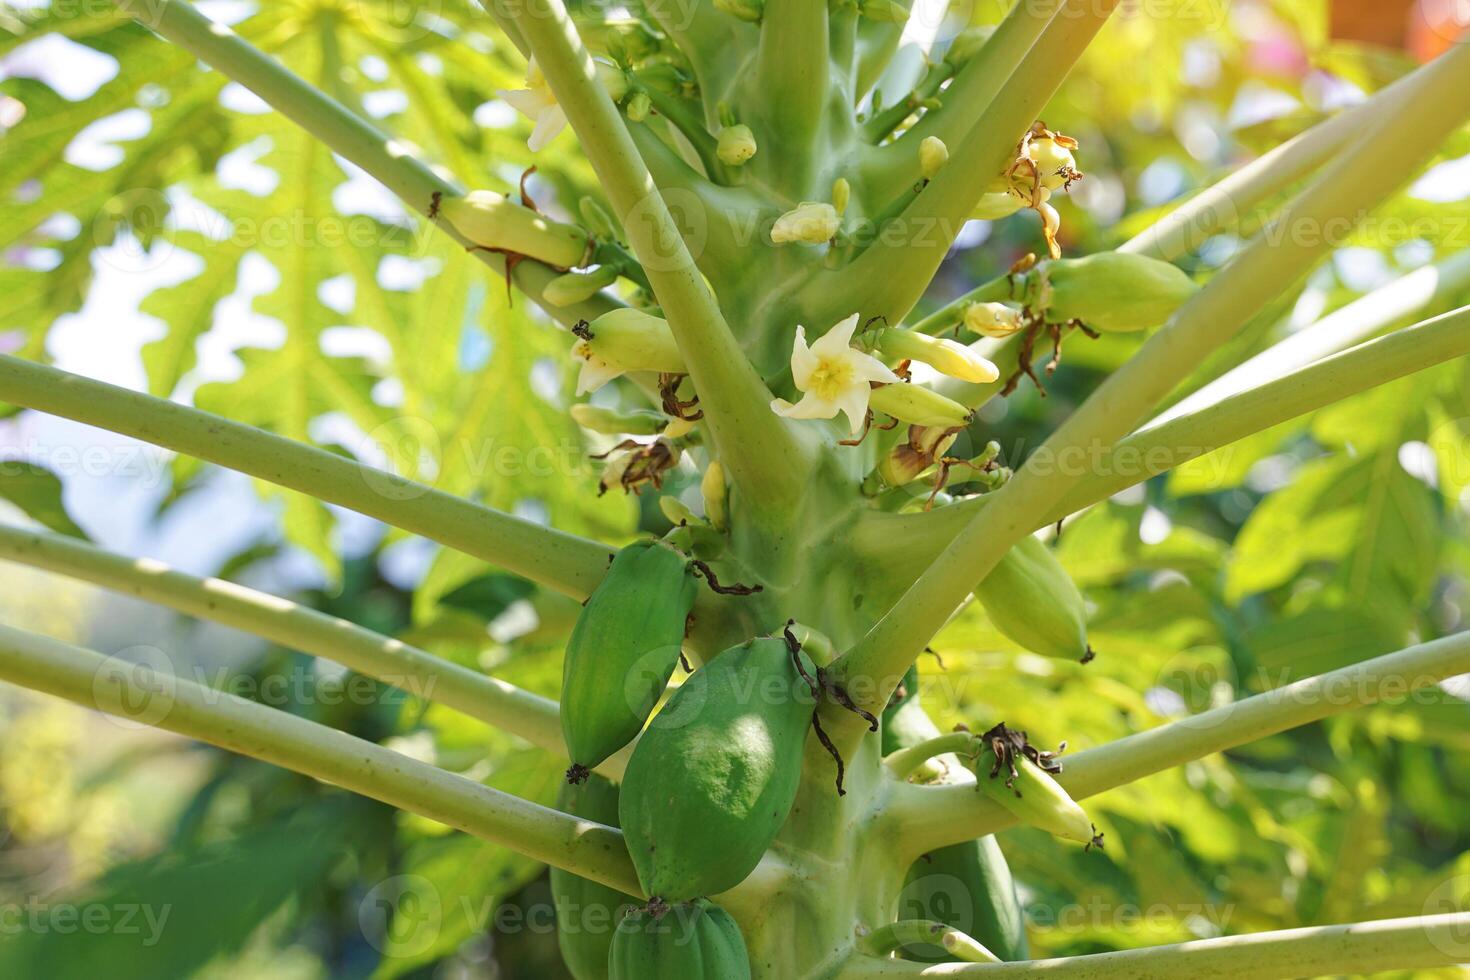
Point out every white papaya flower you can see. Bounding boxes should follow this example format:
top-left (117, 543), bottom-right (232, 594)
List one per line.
top-left (572, 339), bottom-right (623, 396)
top-left (771, 314), bottom-right (899, 433)
top-left (498, 58), bottom-right (567, 152)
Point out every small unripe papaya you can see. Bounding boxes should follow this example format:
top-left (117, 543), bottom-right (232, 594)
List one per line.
top-left (561, 541), bottom-right (698, 779)
top-left (972, 534), bottom-right (1092, 664)
top-left (1028, 252), bottom-right (1198, 332)
top-left (438, 190), bottom-right (591, 269)
top-left (969, 723), bottom-right (1096, 846)
top-left (551, 775), bottom-right (641, 979)
top-left (609, 899), bottom-right (751, 979)
top-left (619, 637), bottom-right (817, 900)
top-left (578, 309), bottom-right (687, 375)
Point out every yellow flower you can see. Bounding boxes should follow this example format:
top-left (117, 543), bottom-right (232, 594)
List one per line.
top-left (498, 58), bottom-right (568, 152)
top-left (771, 314), bottom-right (899, 433)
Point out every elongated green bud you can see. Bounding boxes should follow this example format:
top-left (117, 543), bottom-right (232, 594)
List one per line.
top-left (945, 25), bottom-right (995, 66)
top-left (920, 136), bottom-right (949, 180)
top-left (717, 124), bottom-right (758, 166)
top-left (578, 309), bottom-right (686, 374)
top-left (579, 197), bottom-right (619, 240)
top-left (569, 403), bottom-right (669, 436)
top-left (438, 190), bottom-right (591, 270)
top-left (1027, 252), bottom-right (1199, 333)
top-left (876, 328), bottom-right (998, 383)
top-left (968, 724), bottom-right (1096, 846)
top-left (714, 0), bottom-right (763, 21)
top-left (701, 460), bottom-right (728, 531)
top-left (543, 265), bottom-right (619, 307)
top-left (771, 202), bottom-right (840, 245)
top-left (625, 90), bottom-right (652, 122)
top-left (869, 383), bottom-right (972, 428)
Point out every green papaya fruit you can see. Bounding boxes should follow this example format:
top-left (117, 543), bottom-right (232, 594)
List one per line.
top-left (898, 837), bottom-right (1028, 963)
top-left (620, 636), bottom-right (816, 900)
top-left (608, 899), bottom-right (751, 979)
top-left (972, 534), bottom-right (1093, 664)
top-left (970, 723), bottom-right (1098, 846)
top-left (562, 541), bottom-right (698, 780)
top-left (885, 679), bottom-right (1029, 963)
top-left (551, 775), bottom-right (641, 980)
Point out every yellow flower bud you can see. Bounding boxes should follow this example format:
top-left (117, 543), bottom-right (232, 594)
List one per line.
top-left (771, 202), bottom-right (840, 245)
top-left (832, 177), bottom-right (851, 216)
top-left (701, 460), bottom-right (728, 531)
top-left (875, 328), bottom-right (998, 383)
top-left (963, 302), bottom-right (1025, 338)
top-left (919, 136), bottom-right (949, 180)
top-left (717, 124), bottom-right (758, 166)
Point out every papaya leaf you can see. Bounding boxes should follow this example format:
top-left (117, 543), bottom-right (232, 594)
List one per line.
top-left (0, 461), bottom-right (89, 538)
